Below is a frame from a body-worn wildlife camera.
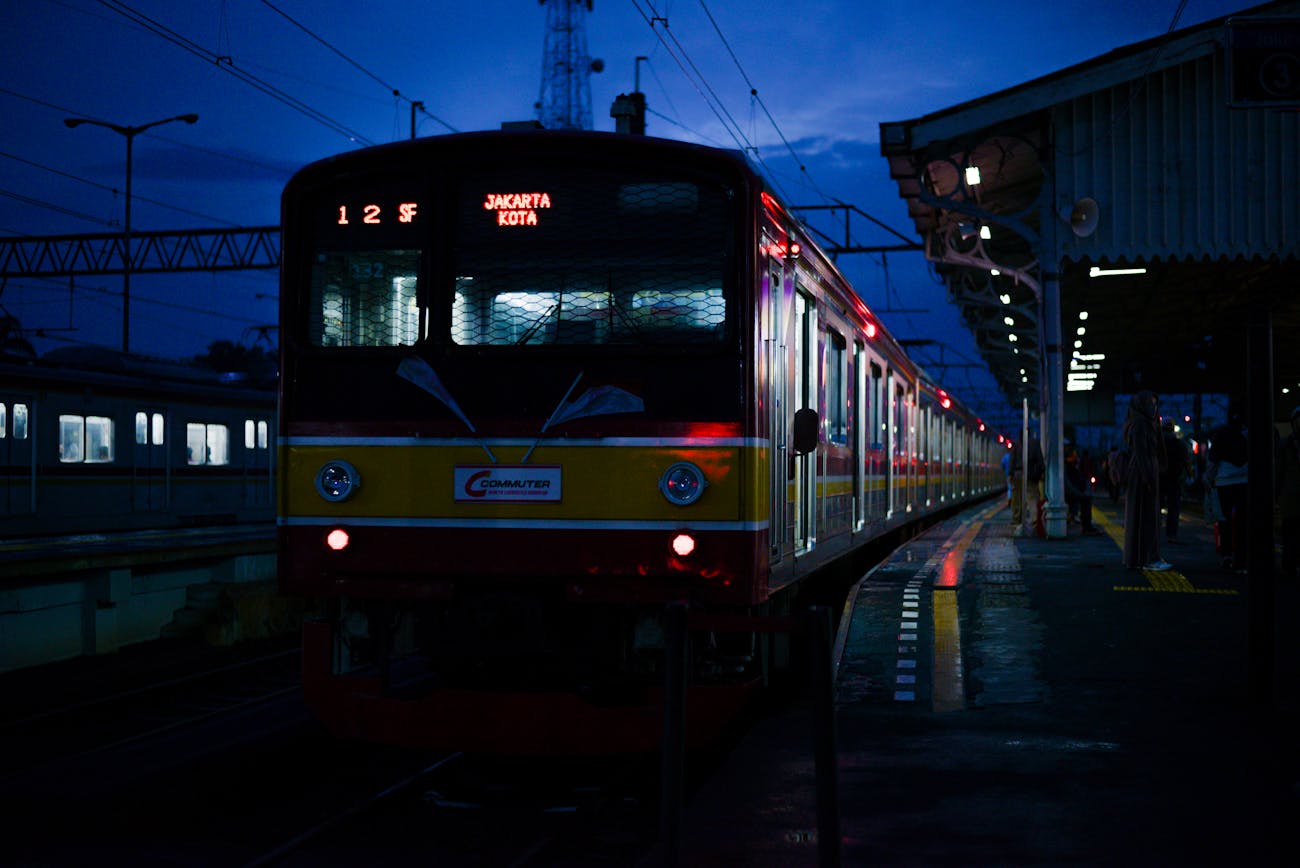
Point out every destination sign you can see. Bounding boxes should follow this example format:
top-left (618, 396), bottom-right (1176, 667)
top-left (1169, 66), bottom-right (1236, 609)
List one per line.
top-left (482, 192), bottom-right (552, 227)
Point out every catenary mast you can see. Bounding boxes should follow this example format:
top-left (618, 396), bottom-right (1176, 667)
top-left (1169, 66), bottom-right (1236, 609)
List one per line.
top-left (536, 0), bottom-right (602, 130)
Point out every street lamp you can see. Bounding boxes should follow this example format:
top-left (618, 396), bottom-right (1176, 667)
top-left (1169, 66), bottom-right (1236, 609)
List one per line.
top-left (64, 113), bottom-right (199, 354)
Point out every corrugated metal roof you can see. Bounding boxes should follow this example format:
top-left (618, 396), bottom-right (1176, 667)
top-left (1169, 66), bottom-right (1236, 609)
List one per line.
top-left (879, 0), bottom-right (1300, 413)
top-left (1055, 39), bottom-right (1299, 262)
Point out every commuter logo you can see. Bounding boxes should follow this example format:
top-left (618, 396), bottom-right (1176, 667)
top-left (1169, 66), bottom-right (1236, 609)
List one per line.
top-left (454, 465), bottom-right (562, 502)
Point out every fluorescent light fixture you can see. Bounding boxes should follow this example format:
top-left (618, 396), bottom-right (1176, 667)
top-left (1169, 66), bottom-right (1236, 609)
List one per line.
top-left (1008, 334), bottom-right (1018, 342)
top-left (1089, 266), bottom-right (1147, 277)
top-left (1078, 311), bottom-right (1089, 320)
top-left (966, 166), bottom-right (981, 185)
top-left (1003, 316), bottom-right (1015, 326)
top-left (979, 225), bottom-right (992, 240)
top-left (1076, 327), bottom-right (1086, 336)
top-left (1074, 340), bottom-right (1083, 348)
top-left (990, 269), bottom-right (1000, 276)
top-left (999, 293), bottom-right (1011, 304)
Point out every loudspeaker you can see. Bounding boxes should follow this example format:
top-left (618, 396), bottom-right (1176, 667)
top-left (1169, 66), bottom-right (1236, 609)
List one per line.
top-left (1066, 197), bottom-right (1100, 238)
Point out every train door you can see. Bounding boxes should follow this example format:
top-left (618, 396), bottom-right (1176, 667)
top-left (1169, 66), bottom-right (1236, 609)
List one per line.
top-left (884, 370), bottom-right (896, 518)
top-left (0, 397), bottom-right (34, 516)
top-left (853, 342), bottom-right (864, 532)
top-left (766, 256), bottom-right (787, 562)
top-left (918, 404), bottom-right (930, 507)
top-left (793, 291), bottom-right (816, 552)
top-left (868, 361), bottom-right (884, 523)
top-left (903, 386), bottom-right (915, 511)
top-left (132, 409), bottom-right (167, 512)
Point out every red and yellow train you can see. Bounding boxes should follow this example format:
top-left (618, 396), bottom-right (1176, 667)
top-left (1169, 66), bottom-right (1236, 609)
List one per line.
top-left (278, 130), bottom-right (1001, 753)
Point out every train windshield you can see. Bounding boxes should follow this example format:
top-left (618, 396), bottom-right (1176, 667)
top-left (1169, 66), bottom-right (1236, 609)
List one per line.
top-left (298, 163), bottom-right (736, 351)
top-left (449, 172), bottom-right (732, 348)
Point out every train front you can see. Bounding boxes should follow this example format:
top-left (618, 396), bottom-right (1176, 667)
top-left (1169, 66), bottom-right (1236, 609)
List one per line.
top-left (278, 132), bottom-right (764, 753)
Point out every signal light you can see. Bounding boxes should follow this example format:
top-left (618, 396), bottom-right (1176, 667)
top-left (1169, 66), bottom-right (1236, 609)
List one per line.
top-left (671, 533), bottom-right (696, 557)
top-left (326, 528), bottom-right (350, 551)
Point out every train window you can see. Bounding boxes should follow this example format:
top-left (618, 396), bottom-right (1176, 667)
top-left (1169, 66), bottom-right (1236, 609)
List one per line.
top-left (186, 423), bottom-right (230, 466)
top-left (59, 414), bottom-right (114, 463)
top-left (827, 331), bottom-right (847, 443)
top-left (136, 412), bottom-right (165, 446)
top-left (244, 419), bottom-right (271, 449)
top-left (1, 403), bottom-right (5, 437)
top-left (451, 280), bottom-right (725, 346)
top-left (309, 250), bottom-right (420, 347)
top-left (13, 404), bottom-right (27, 439)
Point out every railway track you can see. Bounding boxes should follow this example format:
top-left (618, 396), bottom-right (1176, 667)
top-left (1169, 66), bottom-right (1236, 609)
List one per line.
top-left (0, 644), bottom-right (302, 775)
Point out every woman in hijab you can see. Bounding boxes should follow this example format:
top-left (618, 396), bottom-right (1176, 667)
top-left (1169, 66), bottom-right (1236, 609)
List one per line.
top-left (1123, 390), bottom-right (1171, 571)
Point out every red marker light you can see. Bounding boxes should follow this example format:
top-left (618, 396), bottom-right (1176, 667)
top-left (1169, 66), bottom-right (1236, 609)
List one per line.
top-left (326, 529), bottom-right (350, 551)
top-left (865, 322), bottom-right (878, 339)
top-left (672, 533), bottom-right (696, 557)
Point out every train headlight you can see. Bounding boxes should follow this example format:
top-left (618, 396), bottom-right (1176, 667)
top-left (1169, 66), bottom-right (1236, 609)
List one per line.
top-left (659, 461), bottom-right (706, 506)
top-left (315, 460), bottom-right (360, 502)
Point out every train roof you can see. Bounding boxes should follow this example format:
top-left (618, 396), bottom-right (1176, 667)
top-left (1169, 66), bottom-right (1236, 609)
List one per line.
top-left (0, 346), bottom-right (275, 405)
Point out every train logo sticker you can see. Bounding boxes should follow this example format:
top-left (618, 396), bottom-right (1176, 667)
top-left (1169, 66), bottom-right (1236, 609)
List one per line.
top-left (454, 465), bottom-right (562, 502)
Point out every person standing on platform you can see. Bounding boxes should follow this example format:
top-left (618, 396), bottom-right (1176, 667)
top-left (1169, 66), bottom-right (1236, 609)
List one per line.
top-left (1276, 406), bottom-right (1300, 577)
top-left (1064, 445), bottom-right (1102, 536)
top-left (1001, 444), bottom-right (1013, 508)
top-left (1008, 439), bottom-right (1024, 525)
top-left (1106, 444), bottom-right (1123, 502)
top-left (1160, 419), bottom-right (1191, 544)
top-left (1122, 391), bottom-right (1171, 571)
top-left (1023, 434), bottom-right (1045, 536)
top-left (1209, 401), bottom-right (1250, 573)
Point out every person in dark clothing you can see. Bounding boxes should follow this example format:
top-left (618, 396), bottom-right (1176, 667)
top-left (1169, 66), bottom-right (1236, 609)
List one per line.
top-left (1123, 391), bottom-right (1169, 571)
top-left (1209, 401), bottom-right (1249, 572)
top-left (1064, 445), bottom-right (1102, 536)
top-left (1277, 406), bottom-right (1300, 577)
top-left (1160, 419), bottom-right (1191, 544)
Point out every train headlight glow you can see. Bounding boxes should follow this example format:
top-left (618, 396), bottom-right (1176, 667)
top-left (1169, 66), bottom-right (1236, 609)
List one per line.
top-left (315, 460), bottom-right (360, 502)
top-left (659, 462), bottom-right (706, 506)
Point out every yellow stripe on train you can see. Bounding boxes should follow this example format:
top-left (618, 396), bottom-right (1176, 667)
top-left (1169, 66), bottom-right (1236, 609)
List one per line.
top-left (282, 442), bottom-right (768, 523)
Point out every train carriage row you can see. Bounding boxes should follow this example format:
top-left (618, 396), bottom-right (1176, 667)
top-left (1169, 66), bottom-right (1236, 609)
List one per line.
top-left (0, 351), bottom-right (276, 537)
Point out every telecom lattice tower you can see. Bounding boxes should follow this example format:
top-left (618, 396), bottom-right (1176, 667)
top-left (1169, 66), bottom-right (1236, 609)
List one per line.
top-left (536, 0), bottom-right (603, 130)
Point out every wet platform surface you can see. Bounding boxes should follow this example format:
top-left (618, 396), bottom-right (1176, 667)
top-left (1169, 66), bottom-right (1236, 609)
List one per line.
top-left (646, 498), bottom-right (1300, 866)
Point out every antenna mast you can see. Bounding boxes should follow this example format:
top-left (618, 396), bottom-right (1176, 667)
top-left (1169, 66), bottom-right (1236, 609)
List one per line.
top-left (536, 0), bottom-right (603, 130)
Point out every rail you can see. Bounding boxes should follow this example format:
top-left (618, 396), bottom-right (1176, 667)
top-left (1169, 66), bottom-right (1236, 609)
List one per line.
top-left (660, 602), bottom-right (842, 868)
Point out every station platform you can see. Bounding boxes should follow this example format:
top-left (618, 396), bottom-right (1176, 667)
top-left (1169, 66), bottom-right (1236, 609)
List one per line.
top-left (647, 498), bottom-right (1300, 865)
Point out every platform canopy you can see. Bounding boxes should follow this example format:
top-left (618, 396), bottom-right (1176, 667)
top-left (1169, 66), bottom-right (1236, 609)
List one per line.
top-left (880, 0), bottom-right (1300, 425)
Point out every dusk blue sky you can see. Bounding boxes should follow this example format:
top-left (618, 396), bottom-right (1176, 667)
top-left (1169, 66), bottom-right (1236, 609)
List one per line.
top-left (0, 0), bottom-right (1252, 423)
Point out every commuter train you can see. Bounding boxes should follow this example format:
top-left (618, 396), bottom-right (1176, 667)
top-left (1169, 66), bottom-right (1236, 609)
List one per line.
top-left (278, 130), bottom-right (1002, 754)
top-left (0, 347), bottom-right (275, 537)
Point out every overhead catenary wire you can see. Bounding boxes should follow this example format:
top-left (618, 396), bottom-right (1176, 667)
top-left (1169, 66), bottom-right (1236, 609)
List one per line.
top-left (257, 0), bottom-right (458, 133)
top-left (96, 0), bottom-right (377, 146)
top-left (0, 151), bottom-right (246, 229)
